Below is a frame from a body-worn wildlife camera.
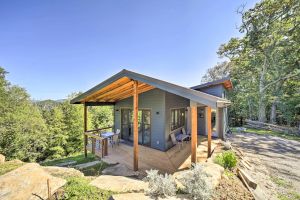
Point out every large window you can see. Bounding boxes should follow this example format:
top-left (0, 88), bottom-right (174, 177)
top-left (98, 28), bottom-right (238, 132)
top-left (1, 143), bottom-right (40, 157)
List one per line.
top-left (171, 108), bottom-right (186, 131)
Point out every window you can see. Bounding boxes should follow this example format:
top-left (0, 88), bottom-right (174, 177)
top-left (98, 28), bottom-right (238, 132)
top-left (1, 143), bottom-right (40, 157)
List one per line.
top-left (171, 108), bottom-right (186, 131)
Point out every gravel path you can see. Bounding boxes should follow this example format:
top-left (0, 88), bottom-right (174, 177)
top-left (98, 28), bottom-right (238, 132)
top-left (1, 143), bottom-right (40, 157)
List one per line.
top-left (228, 132), bottom-right (300, 199)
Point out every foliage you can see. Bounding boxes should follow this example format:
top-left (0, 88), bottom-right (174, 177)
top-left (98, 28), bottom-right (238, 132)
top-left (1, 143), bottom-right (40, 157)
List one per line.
top-left (235, 127), bottom-right (300, 142)
top-left (179, 164), bottom-right (212, 200)
top-left (144, 169), bottom-right (177, 197)
top-left (0, 66), bottom-right (114, 162)
top-left (63, 177), bottom-right (113, 200)
top-left (201, 61), bottom-right (231, 83)
top-left (215, 150), bottom-right (237, 169)
top-left (0, 160), bottom-right (24, 176)
top-left (203, 0), bottom-right (300, 127)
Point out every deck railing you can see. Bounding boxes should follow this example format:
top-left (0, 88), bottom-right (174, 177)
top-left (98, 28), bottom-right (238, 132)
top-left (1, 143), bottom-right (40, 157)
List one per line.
top-left (84, 126), bottom-right (113, 157)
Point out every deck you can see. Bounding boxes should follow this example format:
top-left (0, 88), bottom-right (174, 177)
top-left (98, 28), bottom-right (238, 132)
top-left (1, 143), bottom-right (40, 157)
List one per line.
top-left (87, 136), bottom-right (221, 174)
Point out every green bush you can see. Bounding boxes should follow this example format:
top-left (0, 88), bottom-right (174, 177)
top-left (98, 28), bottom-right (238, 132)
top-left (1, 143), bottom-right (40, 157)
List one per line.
top-left (214, 150), bottom-right (237, 169)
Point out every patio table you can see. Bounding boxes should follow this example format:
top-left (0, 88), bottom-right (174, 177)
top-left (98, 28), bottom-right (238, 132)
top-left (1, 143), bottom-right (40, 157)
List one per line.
top-left (101, 132), bottom-right (116, 156)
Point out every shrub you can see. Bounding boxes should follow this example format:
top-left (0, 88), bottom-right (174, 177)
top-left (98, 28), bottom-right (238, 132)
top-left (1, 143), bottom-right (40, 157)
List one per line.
top-left (63, 177), bottom-right (113, 200)
top-left (214, 150), bottom-right (237, 169)
top-left (179, 164), bottom-right (212, 200)
top-left (143, 169), bottom-right (176, 197)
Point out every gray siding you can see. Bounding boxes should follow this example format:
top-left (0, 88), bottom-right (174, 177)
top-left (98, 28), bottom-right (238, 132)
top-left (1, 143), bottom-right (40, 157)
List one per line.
top-left (197, 85), bottom-right (226, 98)
top-left (114, 89), bottom-right (166, 151)
top-left (165, 92), bottom-right (190, 150)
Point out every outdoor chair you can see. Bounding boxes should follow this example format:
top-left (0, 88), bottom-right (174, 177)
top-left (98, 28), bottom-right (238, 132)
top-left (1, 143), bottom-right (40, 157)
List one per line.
top-left (182, 128), bottom-right (191, 142)
top-left (110, 129), bottom-right (121, 147)
top-left (170, 133), bottom-right (183, 150)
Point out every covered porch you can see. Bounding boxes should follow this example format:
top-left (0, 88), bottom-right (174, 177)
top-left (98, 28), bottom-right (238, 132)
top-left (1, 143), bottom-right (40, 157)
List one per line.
top-left (87, 136), bottom-right (222, 174)
top-left (71, 69), bottom-right (230, 171)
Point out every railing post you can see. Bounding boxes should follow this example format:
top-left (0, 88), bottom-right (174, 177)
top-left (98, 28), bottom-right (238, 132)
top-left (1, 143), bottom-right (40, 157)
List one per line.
top-left (84, 103), bottom-right (88, 158)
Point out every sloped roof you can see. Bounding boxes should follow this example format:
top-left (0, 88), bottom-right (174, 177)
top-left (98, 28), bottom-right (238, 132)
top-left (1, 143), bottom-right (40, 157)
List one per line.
top-left (191, 77), bottom-right (233, 90)
top-left (70, 69), bottom-right (230, 108)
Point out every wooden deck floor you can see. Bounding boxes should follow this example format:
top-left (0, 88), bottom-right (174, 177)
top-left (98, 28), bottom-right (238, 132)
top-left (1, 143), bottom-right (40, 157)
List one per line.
top-left (87, 136), bottom-right (221, 174)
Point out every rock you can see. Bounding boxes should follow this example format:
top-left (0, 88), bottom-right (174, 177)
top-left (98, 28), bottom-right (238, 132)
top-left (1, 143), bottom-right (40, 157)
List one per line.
top-left (110, 193), bottom-right (189, 200)
top-left (55, 160), bottom-right (77, 167)
top-left (74, 160), bottom-right (102, 169)
top-left (102, 163), bottom-right (139, 177)
top-left (223, 141), bottom-right (232, 150)
top-left (202, 162), bottom-right (224, 188)
top-left (173, 162), bottom-right (224, 189)
top-left (90, 175), bottom-right (148, 193)
top-left (0, 163), bottom-right (66, 200)
top-left (43, 166), bottom-right (84, 179)
top-left (101, 157), bottom-right (119, 165)
top-left (0, 154), bottom-right (5, 163)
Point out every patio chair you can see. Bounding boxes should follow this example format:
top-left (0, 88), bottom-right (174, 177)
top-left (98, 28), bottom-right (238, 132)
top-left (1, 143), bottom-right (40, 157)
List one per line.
top-left (170, 133), bottom-right (183, 150)
top-left (182, 128), bottom-right (191, 142)
top-left (110, 129), bottom-right (121, 147)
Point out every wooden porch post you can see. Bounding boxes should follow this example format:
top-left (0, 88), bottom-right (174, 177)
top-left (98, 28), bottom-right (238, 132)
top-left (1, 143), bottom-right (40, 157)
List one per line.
top-left (84, 103), bottom-right (88, 158)
top-left (133, 81), bottom-right (139, 171)
top-left (206, 106), bottom-right (212, 157)
top-left (191, 101), bottom-right (197, 164)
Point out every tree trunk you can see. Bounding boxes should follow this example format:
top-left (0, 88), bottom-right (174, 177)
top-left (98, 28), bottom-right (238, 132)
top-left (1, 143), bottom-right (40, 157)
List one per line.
top-left (258, 59), bottom-right (267, 123)
top-left (270, 99), bottom-right (277, 124)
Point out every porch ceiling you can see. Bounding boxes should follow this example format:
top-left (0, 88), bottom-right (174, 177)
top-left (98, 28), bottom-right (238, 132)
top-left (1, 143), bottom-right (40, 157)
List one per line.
top-left (79, 77), bottom-right (155, 103)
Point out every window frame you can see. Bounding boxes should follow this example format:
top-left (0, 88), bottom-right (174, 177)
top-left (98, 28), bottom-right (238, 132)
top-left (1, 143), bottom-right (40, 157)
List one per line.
top-left (170, 107), bottom-right (186, 131)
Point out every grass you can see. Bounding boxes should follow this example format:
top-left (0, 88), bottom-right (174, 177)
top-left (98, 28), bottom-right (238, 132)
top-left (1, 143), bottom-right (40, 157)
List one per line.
top-left (62, 177), bottom-right (114, 200)
top-left (223, 169), bottom-right (235, 179)
top-left (41, 153), bottom-right (97, 166)
top-left (80, 161), bottom-right (110, 176)
top-left (232, 127), bottom-right (300, 142)
top-left (278, 191), bottom-right (300, 200)
top-left (0, 160), bottom-right (24, 176)
top-left (271, 176), bottom-right (291, 188)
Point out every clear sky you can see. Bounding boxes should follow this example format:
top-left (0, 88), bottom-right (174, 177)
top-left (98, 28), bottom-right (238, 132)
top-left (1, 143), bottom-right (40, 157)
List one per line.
top-left (0, 0), bottom-right (259, 100)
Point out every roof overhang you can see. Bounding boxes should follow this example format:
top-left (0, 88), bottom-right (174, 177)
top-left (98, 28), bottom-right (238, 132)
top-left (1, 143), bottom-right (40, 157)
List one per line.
top-left (71, 69), bottom-right (231, 108)
top-left (191, 77), bottom-right (233, 90)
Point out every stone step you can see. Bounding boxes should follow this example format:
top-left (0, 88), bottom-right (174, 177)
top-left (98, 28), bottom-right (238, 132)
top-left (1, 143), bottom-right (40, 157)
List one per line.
top-left (74, 160), bottom-right (102, 169)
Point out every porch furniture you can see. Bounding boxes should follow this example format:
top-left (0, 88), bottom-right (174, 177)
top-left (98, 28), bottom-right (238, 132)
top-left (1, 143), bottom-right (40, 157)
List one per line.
top-left (171, 133), bottom-right (183, 149)
top-left (182, 128), bottom-right (191, 141)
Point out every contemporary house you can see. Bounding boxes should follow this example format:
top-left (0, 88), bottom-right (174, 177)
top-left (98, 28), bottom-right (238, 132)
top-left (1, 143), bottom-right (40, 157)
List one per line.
top-left (71, 69), bottom-right (232, 171)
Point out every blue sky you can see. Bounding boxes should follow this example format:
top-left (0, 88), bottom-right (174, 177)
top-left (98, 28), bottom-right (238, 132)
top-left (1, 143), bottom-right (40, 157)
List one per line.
top-left (0, 0), bottom-right (259, 100)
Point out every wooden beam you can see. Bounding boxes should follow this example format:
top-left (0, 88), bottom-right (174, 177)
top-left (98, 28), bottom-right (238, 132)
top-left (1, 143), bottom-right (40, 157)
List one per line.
top-left (207, 106), bottom-right (212, 157)
top-left (83, 77), bottom-right (131, 102)
top-left (103, 83), bottom-right (147, 102)
top-left (116, 85), bottom-right (155, 101)
top-left (191, 103), bottom-right (197, 164)
top-left (84, 102), bottom-right (115, 106)
top-left (84, 103), bottom-right (88, 158)
top-left (94, 81), bottom-right (134, 101)
top-left (133, 80), bottom-right (139, 171)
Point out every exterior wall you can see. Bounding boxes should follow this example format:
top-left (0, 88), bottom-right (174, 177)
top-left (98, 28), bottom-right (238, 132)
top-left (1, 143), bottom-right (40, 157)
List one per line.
top-left (196, 85), bottom-right (226, 98)
top-left (114, 88), bottom-right (166, 151)
top-left (197, 107), bottom-right (206, 135)
top-left (164, 92), bottom-right (190, 150)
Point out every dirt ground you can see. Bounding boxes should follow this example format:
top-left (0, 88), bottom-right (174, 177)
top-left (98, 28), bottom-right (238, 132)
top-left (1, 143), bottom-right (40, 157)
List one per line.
top-left (228, 132), bottom-right (300, 200)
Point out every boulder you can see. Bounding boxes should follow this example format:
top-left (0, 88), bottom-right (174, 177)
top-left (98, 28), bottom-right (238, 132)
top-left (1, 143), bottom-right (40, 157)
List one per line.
top-left (110, 193), bottom-right (189, 200)
top-left (102, 163), bottom-right (139, 177)
top-left (90, 175), bottom-right (148, 193)
top-left (173, 163), bottom-right (224, 189)
top-left (0, 163), bottom-right (66, 200)
top-left (0, 154), bottom-right (5, 163)
top-left (43, 166), bottom-right (84, 179)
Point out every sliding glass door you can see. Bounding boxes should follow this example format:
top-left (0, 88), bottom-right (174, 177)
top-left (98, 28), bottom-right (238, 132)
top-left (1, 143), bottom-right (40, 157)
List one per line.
top-left (121, 108), bottom-right (151, 146)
